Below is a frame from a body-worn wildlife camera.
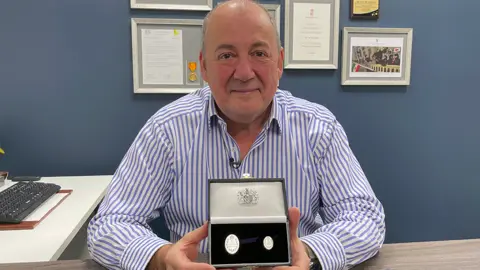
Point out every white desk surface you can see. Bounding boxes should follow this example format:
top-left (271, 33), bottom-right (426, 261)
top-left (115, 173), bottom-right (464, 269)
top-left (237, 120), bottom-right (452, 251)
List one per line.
top-left (0, 175), bottom-right (112, 264)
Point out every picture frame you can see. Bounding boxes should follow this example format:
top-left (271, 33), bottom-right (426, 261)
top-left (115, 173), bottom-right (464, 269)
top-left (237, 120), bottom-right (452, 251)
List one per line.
top-left (130, 0), bottom-right (213, 11)
top-left (341, 27), bottom-right (413, 86)
top-left (261, 4), bottom-right (281, 35)
top-left (284, 0), bottom-right (340, 69)
top-left (350, 0), bottom-right (379, 20)
top-left (131, 18), bottom-right (207, 94)
top-left (215, 2), bottom-right (281, 35)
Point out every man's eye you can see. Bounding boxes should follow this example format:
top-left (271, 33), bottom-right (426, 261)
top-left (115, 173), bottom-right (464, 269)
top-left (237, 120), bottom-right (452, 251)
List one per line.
top-left (253, 51), bottom-right (267, 57)
top-left (219, 53), bottom-right (234, 60)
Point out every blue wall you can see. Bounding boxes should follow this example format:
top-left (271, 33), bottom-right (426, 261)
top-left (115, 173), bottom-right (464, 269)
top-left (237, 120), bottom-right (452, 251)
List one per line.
top-left (0, 0), bottom-right (479, 244)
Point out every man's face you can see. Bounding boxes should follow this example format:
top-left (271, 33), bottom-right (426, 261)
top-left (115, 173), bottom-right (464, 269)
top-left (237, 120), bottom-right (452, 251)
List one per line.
top-left (200, 5), bottom-right (284, 124)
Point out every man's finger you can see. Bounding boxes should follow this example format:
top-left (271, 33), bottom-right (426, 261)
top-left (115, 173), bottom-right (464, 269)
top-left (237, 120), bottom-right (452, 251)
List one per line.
top-left (181, 222), bottom-right (209, 244)
top-left (179, 261), bottom-right (216, 270)
top-left (272, 267), bottom-right (290, 270)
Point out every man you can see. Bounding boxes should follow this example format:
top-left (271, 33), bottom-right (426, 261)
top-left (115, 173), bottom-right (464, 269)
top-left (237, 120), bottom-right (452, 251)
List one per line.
top-left (87, 1), bottom-right (386, 269)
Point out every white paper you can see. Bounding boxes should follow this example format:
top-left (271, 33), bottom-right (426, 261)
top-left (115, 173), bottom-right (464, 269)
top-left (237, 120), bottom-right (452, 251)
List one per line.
top-left (292, 3), bottom-right (331, 61)
top-left (349, 37), bottom-right (404, 78)
top-left (23, 193), bottom-right (69, 221)
top-left (141, 29), bottom-right (184, 85)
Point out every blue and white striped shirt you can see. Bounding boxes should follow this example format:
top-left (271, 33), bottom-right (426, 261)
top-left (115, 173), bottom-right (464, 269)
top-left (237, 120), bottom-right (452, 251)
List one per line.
top-left (87, 87), bottom-right (385, 270)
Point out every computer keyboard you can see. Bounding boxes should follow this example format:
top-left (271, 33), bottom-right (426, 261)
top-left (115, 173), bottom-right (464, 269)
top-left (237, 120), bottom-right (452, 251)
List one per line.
top-left (0, 181), bottom-right (61, 224)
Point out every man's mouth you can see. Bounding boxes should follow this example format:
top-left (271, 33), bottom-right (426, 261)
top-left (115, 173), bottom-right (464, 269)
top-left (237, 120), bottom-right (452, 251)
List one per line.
top-left (232, 88), bottom-right (259, 93)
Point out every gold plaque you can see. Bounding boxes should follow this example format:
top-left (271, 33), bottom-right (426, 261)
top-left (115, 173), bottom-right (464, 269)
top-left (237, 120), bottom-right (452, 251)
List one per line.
top-left (188, 62), bottom-right (197, 72)
top-left (189, 72), bottom-right (197, 82)
top-left (351, 0), bottom-right (379, 20)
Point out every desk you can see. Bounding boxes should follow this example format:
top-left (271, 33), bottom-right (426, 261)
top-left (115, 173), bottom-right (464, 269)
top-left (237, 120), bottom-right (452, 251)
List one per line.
top-left (0, 238), bottom-right (479, 269)
top-left (0, 175), bottom-right (112, 264)
top-left (352, 238), bottom-right (480, 270)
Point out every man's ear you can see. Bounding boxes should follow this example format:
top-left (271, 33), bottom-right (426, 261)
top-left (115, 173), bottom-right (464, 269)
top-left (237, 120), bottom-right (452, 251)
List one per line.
top-left (277, 47), bottom-right (285, 80)
top-left (199, 51), bottom-right (208, 83)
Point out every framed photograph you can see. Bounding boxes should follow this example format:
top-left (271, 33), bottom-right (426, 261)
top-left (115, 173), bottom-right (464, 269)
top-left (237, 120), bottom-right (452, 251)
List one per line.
top-left (284, 0), bottom-right (340, 69)
top-left (130, 0), bottom-right (213, 11)
top-left (131, 18), bottom-right (207, 94)
top-left (341, 27), bottom-right (413, 86)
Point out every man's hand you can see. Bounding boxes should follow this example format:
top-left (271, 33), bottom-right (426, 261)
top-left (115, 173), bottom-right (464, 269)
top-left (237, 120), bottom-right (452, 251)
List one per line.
top-left (258, 207), bottom-right (311, 270)
top-left (273, 207), bottom-right (310, 269)
top-left (147, 222), bottom-right (215, 270)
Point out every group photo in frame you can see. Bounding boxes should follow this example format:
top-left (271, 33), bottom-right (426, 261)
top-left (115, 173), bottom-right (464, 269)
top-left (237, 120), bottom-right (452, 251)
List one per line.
top-left (131, 18), bottom-right (207, 94)
top-left (284, 0), bottom-right (340, 69)
top-left (130, 0), bottom-right (213, 11)
top-left (341, 27), bottom-right (413, 86)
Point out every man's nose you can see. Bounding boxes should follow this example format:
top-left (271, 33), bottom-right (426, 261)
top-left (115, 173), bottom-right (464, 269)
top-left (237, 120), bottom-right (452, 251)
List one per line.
top-left (233, 57), bottom-right (255, 82)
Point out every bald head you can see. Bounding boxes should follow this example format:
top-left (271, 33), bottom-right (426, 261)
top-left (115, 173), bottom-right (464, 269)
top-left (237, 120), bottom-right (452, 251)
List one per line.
top-left (201, 0), bottom-right (281, 54)
top-left (197, 0), bottom-right (284, 127)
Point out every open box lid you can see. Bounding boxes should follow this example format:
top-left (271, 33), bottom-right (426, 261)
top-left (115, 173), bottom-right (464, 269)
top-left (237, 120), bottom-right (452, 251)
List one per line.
top-left (208, 177), bottom-right (288, 224)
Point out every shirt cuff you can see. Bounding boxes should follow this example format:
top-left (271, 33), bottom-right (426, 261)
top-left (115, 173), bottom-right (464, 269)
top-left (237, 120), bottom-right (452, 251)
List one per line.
top-left (120, 235), bottom-right (172, 270)
top-left (300, 232), bottom-right (346, 270)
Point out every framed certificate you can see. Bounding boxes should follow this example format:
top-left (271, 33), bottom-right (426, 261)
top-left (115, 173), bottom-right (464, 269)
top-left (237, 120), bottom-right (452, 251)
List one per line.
top-left (131, 18), bottom-right (207, 94)
top-left (284, 0), bottom-right (340, 69)
top-left (341, 27), bottom-right (413, 86)
top-left (130, 0), bottom-right (213, 11)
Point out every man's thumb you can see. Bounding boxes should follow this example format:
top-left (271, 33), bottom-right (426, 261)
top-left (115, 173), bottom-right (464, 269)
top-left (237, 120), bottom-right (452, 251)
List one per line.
top-left (288, 207), bottom-right (301, 240)
top-left (182, 222), bottom-right (209, 244)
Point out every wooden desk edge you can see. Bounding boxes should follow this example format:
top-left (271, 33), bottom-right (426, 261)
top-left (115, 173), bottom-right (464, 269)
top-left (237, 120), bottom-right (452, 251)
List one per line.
top-left (0, 260), bottom-right (105, 270)
top-left (352, 238), bottom-right (480, 269)
top-left (1, 238), bottom-right (479, 270)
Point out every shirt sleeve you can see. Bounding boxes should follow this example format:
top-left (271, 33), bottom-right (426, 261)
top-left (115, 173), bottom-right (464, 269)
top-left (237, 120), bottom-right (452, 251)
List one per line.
top-left (300, 118), bottom-right (386, 270)
top-left (87, 118), bottom-right (175, 270)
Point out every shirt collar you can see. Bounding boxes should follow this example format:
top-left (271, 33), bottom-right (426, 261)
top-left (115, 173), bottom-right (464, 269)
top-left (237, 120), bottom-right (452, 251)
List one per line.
top-left (207, 92), bottom-right (283, 134)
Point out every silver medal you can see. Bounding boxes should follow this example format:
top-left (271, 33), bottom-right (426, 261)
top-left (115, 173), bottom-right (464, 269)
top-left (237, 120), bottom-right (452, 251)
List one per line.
top-left (225, 234), bottom-right (240, 255)
top-left (263, 236), bottom-right (274, 250)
